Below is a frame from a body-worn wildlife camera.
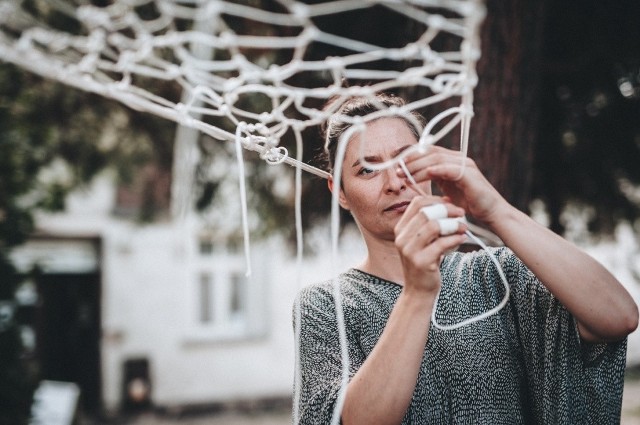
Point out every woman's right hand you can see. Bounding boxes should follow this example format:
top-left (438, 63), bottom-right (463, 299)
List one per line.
top-left (394, 196), bottom-right (467, 296)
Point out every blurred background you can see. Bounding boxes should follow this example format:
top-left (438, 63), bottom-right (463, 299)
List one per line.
top-left (1, 0), bottom-right (640, 424)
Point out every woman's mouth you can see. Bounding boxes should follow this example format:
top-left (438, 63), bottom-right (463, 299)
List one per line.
top-left (384, 201), bottom-right (410, 213)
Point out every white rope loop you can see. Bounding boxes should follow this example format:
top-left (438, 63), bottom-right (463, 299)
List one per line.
top-left (401, 162), bottom-right (509, 329)
top-left (431, 230), bottom-right (511, 331)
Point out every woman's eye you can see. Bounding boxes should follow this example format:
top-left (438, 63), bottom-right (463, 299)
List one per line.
top-left (358, 167), bottom-right (374, 175)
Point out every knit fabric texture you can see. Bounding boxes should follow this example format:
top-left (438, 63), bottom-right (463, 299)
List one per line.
top-left (293, 247), bottom-right (627, 424)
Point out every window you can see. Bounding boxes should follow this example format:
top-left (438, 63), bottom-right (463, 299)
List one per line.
top-left (199, 273), bottom-right (213, 323)
top-left (197, 271), bottom-right (247, 329)
top-left (198, 239), bottom-right (214, 255)
top-left (229, 272), bottom-right (246, 320)
top-left (189, 235), bottom-right (265, 341)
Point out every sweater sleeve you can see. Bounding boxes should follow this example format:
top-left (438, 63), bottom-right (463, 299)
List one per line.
top-left (497, 247), bottom-right (628, 424)
top-left (292, 283), bottom-right (365, 425)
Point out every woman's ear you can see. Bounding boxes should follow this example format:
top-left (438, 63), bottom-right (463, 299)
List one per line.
top-left (327, 176), bottom-right (350, 210)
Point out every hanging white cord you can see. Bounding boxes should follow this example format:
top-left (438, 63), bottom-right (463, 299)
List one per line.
top-left (328, 125), bottom-right (363, 425)
top-left (235, 123), bottom-right (252, 277)
top-left (292, 127), bottom-right (304, 425)
top-left (294, 127), bottom-right (305, 274)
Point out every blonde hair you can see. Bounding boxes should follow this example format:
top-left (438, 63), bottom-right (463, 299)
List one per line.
top-left (319, 92), bottom-right (425, 174)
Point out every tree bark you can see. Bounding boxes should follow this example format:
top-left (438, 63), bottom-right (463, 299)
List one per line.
top-left (470, 0), bottom-right (547, 212)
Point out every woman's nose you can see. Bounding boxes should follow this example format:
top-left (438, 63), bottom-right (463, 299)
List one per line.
top-left (385, 168), bottom-right (406, 193)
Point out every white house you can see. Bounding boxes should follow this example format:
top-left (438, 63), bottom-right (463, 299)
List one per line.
top-left (11, 172), bottom-right (367, 417)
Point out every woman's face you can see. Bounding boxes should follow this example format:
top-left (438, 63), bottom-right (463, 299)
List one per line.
top-left (331, 117), bottom-right (431, 242)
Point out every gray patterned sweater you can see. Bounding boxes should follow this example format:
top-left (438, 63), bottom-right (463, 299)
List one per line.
top-left (293, 247), bottom-right (627, 424)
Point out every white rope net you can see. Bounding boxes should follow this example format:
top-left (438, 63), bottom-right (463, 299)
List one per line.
top-left (0, 0), bottom-right (487, 422)
top-left (0, 0), bottom-right (484, 176)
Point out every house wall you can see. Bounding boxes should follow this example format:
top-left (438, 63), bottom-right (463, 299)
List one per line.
top-left (98, 221), bottom-right (366, 413)
top-left (24, 174), bottom-right (368, 415)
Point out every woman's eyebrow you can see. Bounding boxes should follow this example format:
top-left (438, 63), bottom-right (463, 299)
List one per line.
top-left (393, 145), bottom-right (413, 157)
top-left (351, 145), bottom-right (414, 167)
top-left (352, 155), bottom-right (380, 167)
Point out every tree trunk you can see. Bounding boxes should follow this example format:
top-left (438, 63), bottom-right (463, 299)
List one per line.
top-left (470, 0), bottom-right (547, 212)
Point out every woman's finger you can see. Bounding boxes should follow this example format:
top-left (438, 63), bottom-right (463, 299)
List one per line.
top-left (397, 148), bottom-right (470, 184)
top-left (395, 200), bottom-right (467, 256)
top-left (395, 196), bottom-right (464, 232)
top-left (398, 230), bottom-right (467, 273)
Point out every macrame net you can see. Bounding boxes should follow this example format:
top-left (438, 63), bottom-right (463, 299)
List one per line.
top-left (0, 0), bottom-right (487, 423)
top-left (0, 0), bottom-right (484, 175)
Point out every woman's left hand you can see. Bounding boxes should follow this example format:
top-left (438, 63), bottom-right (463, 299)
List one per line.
top-left (398, 145), bottom-right (508, 227)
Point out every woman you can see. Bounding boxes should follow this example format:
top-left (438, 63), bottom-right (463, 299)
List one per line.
top-left (293, 93), bottom-right (638, 424)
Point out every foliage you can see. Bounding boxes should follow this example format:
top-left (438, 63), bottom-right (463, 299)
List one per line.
top-left (0, 62), bottom-right (176, 422)
top-left (0, 259), bottom-right (34, 424)
top-left (535, 0), bottom-right (640, 235)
